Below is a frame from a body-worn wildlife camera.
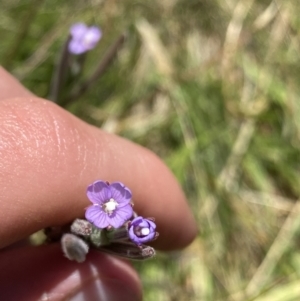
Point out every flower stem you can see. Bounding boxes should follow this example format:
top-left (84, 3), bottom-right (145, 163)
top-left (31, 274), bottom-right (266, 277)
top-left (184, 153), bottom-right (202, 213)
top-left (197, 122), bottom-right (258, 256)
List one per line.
top-left (48, 35), bottom-right (71, 102)
top-left (62, 32), bottom-right (126, 106)
top-left (106, 226), bottom-right (129, 242)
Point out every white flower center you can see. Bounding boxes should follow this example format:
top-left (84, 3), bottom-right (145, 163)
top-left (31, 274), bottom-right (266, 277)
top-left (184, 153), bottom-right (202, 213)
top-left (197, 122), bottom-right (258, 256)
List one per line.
top-left (103, 198), bottom-right (118, 215)
top-left (141, 228), bottom-right (150, 236)
top-left (83, 32), bottom-right (95, 47)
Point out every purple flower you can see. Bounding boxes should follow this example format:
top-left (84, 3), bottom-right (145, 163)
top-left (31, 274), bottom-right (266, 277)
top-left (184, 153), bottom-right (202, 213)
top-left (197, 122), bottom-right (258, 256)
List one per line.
top-left (85, 180), bottom-right (133, 229)
top-left (128, 216), bottom-right (157, 245)
top-left (69, 23), bottom-right (102, 55)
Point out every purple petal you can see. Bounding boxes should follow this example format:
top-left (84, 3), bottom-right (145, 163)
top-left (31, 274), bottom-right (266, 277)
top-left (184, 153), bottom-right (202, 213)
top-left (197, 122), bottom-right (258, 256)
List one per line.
top-left (128, 227), bottom-right (140, 244)
top-left (110, 182), bottom-right (132, 206)
top-left (108, 204), bottom-right (133, 228)
top-left (68, 40), bottom-right (87, 55)
top-left (131, 216), bottom-right (143, 226)
top-left (84, 26), bottom-right (102, 49)
top-left (147, 220), bottom-right (156, 230)
top-left (85, 205), bottom-right (109, 228)
top-left (139, 220), bottom-right (149, 228)
top-left (86, 181), bottom-right (111, 205)
top-left (70, 23), bottom-right (88, 38)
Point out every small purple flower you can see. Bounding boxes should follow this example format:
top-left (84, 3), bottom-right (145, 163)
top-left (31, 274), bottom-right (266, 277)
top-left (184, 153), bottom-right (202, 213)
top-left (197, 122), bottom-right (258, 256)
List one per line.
top-left (85, 180), bottom-right (133, 229)
top-left (128, 216), bottom-right (157, 245)
top-left (69, 23), bottom-right (102, 55)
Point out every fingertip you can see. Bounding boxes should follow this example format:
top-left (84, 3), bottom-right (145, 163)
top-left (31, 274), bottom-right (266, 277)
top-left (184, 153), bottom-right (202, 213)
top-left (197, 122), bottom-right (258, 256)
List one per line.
top-left (0, 96), bottom-right (196, 250)
top-left (0, 67), bottom-right (33, 100)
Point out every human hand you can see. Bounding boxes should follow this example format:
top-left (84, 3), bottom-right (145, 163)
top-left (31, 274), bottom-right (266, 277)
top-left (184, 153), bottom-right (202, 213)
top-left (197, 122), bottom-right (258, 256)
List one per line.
top-left (0, 67), bottom-right (197, 301)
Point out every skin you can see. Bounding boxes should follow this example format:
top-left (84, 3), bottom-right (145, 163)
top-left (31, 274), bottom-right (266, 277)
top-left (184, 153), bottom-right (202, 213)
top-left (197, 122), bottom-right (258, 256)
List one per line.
top-left (0, 67), bottom-right (197, 301)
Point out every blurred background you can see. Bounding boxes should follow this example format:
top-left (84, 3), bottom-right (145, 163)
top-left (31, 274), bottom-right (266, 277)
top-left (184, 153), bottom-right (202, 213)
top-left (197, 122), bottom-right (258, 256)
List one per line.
top-left (1, 0), bottom-right (300, 300)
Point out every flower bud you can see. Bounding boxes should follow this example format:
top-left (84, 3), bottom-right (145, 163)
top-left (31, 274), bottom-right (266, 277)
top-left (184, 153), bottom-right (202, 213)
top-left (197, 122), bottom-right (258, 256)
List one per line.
top-left (71, 219), bottom-right (93, 236)
top-left (128, 216), bottom-right (157, 245)
top-left (61, 233), bottom-right (89, 263)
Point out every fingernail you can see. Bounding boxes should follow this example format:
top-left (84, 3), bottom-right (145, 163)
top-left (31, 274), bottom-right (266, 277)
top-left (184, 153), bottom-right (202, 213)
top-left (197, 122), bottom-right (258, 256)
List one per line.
top-left (70, 275), bottom-right (140, 301)
top-left (43, 252), bottom-right (142, 301)
top-left (68, 256), bottom-right (142, 301)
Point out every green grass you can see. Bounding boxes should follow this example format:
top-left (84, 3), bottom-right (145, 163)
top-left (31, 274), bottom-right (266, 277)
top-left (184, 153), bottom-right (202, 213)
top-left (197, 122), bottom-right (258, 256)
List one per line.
top-left (1, 0), bottom-right (300, 300)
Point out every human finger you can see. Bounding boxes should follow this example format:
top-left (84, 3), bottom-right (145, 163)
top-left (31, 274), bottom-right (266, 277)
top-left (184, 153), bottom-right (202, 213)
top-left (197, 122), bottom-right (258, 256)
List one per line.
top-left (0, 244), bottom-right (142, 301)
top-left (0, 67), bottom-right (33, 100)
top-left (0, 71), bottom-right (197, 251)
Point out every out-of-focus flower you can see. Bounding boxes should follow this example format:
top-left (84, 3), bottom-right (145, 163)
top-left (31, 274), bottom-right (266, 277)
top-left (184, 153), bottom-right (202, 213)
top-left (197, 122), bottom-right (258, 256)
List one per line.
top-left (68, 23), bottom-right (102, 54)
top-left (85, 180), bottom-right (133, 229)
top-left (128, 216), bottom-right (157, 245)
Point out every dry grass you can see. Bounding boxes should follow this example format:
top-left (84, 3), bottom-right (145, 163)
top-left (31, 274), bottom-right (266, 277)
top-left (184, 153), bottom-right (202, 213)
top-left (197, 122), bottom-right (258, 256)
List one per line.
top-left (1, 0), bottom-right (300, 300)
